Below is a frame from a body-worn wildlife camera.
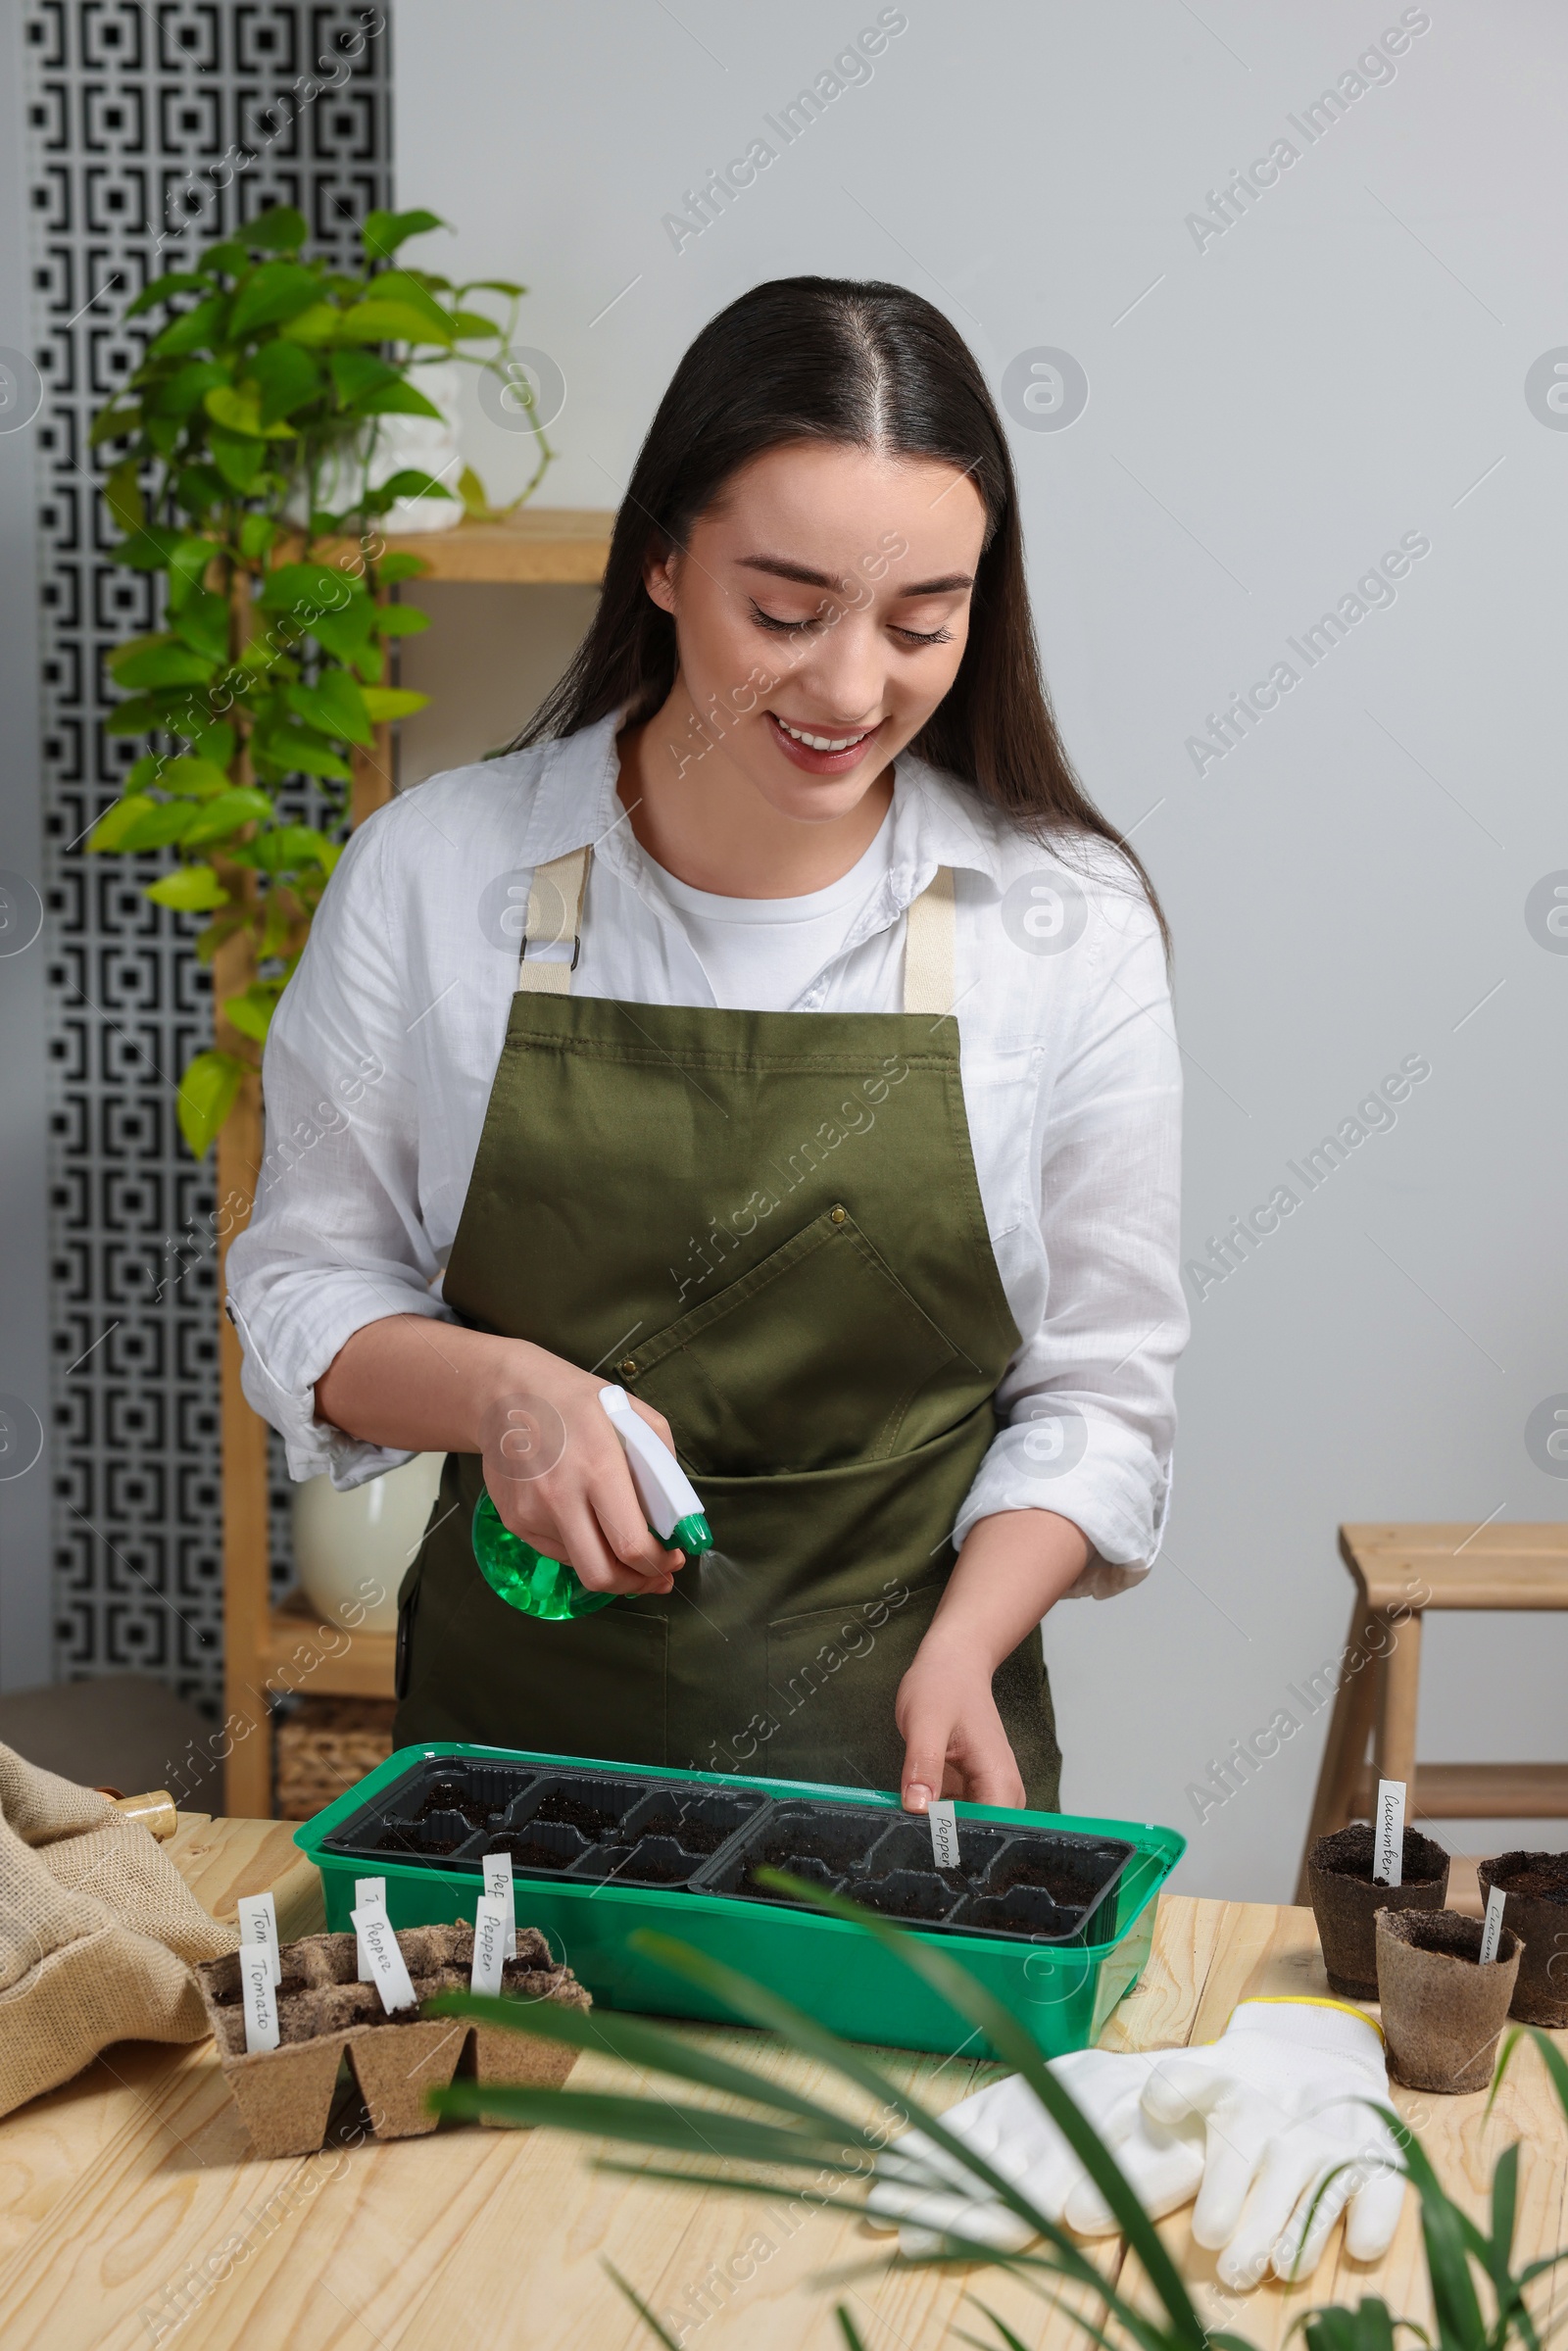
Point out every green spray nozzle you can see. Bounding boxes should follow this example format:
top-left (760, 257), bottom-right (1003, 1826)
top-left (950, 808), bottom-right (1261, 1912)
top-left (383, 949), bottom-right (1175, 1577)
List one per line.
top-left (672, 1511), bottom-right (712, 1558)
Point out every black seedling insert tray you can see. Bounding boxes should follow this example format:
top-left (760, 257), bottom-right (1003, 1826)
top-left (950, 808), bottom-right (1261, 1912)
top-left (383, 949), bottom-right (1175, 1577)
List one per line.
top-left (319, 1756), bottom-right (770, 1892)
top-left (696, 1800), bottom-right (1135, 1944)
top-left (319, 1760), bottom-right (1133, 1940)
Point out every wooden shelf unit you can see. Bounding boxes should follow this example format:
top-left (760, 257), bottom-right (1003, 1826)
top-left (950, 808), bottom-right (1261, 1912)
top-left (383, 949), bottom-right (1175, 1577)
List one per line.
top-left (220, 512), bottom-right (613, 1816)
top-left (364, 507), bottom-right (612, 583)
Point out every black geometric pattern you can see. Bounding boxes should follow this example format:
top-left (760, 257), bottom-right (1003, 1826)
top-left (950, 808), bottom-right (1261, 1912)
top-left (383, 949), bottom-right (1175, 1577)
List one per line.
top-left (25, 0), bottom-right (393, 1709)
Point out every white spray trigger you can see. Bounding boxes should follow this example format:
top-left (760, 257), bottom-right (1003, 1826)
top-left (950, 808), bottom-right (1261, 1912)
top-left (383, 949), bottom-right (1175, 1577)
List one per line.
top-left (599, 1387), bottom-right (705, 1543)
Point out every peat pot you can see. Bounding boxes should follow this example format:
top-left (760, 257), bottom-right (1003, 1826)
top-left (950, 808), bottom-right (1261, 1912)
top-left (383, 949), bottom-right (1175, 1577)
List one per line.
top-left (1476, 1850), bottom-right (1568, 2029)
top-left (1375, 1906), bottom-right (1522, 2095)
top-left (1305, 1820), bottom-right (1449, 1997)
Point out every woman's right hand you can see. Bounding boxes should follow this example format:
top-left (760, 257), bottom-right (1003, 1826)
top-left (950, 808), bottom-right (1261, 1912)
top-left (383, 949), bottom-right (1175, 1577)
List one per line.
top-left (476, 1341), bottom-right (686, 1596)
top-left (315, 1316), bottom-right (686, 1596)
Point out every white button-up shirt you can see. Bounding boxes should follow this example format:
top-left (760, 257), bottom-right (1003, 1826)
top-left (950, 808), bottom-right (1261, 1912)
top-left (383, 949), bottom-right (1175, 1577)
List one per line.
top-left (227, 711), bottom-right (1187, 1600)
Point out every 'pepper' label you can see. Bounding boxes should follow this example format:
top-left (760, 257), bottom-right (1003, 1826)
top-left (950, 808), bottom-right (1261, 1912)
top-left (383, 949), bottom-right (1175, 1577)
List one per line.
top-left (928, 1799), bottom-right (959, 1871)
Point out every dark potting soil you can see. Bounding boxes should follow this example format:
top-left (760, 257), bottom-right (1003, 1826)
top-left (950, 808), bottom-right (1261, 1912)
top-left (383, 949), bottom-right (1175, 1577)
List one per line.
top-left (381, 1822), bottom-right (467, 1856)
top-left (758, 1828), bottom-right (868, 1869)
top-left (988, 1854), bottom-right (1080, 1904)
top-left (1313, 1820), bottom-right (1447, 1887)
top-left (530, 1790), bottom-right (624, 1836)
top-left (615, 1844), bottom-right (693, 1884)
top-left (845, 1874), bottom-right (951, 1921)
top-left (1489, 1852), bottom-right (1568, 1902)
top-left (1396, 1911), bottom-right (1487, 1962)
top-left (636, 1808), bottom-right (729, 1853)
top-left (485, 1832), bottom-right (576, 1872)
top-left (740, 1855), bottom-right (835, 1899)
top-left (416, 1782), bottom-right (489, 1829)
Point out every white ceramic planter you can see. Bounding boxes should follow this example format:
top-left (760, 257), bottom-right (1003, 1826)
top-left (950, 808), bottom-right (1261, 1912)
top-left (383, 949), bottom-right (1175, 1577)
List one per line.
top-left (291, 1452), bottom-right (447, 1637)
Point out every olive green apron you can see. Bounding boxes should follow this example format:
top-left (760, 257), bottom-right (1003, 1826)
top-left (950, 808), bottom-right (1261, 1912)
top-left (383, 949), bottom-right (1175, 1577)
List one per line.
top-left (393, 839), bottom-right (1062, 1807)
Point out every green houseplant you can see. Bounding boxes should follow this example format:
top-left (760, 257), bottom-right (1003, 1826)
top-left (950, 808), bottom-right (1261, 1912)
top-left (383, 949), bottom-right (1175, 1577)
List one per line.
top-left (427, 1874), bottom-right (1568, 2351)
top-left (87, 202), bottom-right (552, 1154)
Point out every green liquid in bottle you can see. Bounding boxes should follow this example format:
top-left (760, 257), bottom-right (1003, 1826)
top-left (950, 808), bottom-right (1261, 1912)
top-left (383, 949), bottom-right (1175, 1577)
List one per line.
top-left (471, 1491), bottom-right (614, 1620)
top-left (471, 1492), bottom-right (713, 1623)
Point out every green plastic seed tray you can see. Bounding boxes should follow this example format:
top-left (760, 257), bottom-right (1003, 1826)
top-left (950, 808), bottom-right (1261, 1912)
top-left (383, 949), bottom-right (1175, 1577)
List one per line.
top-left (293, 1743), bottom-right (1186, 2060)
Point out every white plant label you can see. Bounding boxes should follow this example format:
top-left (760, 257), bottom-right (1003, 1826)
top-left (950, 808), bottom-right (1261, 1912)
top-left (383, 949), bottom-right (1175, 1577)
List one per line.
top-left (483, 1850), bottom-right (516, 1960)
top-left (1480, 1882), bottom-right (1507, 1964)
top-left (471, 1896), bottom-right (511, 1996)
top-left (1372, 1779), bottom-right (1405, 1886)
top-left (237, 1889), bottom-right (281, 1986)
top-left (240, 1944), bottom-right (279, 2053)
top-left (351, 1906), bottom-right (417, 2015)
top-left (355, 1878), bottom-right (386, 1981)
top-left (928, 1799), bottom-right (959, 1871)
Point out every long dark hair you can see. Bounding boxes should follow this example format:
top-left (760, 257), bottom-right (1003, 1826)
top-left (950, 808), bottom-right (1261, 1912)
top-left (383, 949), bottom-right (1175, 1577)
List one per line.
top-left (518, 276), bottom-right (1167, 951)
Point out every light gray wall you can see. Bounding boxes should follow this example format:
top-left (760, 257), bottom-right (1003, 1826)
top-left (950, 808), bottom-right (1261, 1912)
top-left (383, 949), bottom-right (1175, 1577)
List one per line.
top-left (397, 583), bottom-right (601, 786)
top-left (395, 0), bottom-right (1568, 1900)
top-left (0, 0), bottom-right (53, 1690)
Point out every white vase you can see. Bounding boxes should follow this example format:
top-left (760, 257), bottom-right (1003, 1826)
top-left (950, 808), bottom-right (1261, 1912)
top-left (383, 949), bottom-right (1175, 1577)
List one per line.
top-left (290, 1452), bottom-right (447, 1637)
top-left (281, 361), bottom-right (467, 534)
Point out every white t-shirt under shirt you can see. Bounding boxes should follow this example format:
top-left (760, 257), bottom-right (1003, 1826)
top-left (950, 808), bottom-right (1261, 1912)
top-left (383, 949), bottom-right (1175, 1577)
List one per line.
top-left (647, 811), bottom-right (896, 1012)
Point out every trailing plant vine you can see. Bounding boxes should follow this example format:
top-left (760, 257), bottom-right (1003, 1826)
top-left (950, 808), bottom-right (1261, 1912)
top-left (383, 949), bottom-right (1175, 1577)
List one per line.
top-left (88, 202), bottom-right (550, 1153)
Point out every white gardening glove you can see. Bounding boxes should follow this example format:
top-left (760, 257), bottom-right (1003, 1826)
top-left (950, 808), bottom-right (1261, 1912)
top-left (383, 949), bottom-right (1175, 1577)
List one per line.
top-left (866, 2046), bottom-right (1206, 2258)
top-left (1126, 1997), bottom-right (1406, 2290)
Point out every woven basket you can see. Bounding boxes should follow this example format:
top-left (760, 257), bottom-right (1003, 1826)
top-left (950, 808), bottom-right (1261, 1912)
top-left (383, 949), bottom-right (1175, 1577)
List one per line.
top-left (275, 1696), bottom-right (395, 1822)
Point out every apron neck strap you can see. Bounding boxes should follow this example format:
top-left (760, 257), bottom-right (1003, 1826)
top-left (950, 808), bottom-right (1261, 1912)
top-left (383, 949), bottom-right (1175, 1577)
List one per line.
top-left (901, 864), bottom-right (955, 1017)
top-left (515, 846), bottom-right (591, 994)
top-left (515, 844), bottom-right (956, 1016)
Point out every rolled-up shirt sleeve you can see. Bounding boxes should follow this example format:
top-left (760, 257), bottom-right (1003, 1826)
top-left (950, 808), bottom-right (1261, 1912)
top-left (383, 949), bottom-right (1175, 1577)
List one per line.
top-left (224, 806), bottom-right (455, 1490)
top-left (953, 883), bottom-right (1187, 1597)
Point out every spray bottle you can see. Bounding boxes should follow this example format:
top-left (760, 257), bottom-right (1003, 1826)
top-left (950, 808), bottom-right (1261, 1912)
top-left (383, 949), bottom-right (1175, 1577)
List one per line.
top-left (471, 1385), bottom-right (712, 1621)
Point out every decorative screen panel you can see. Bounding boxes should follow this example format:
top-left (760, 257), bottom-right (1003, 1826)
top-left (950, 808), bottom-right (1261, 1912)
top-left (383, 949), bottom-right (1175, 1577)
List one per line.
top-left (24, 0), bottom-right (393, 1708)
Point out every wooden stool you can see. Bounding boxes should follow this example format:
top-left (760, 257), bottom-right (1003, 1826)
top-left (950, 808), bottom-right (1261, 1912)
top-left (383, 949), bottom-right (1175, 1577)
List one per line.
top-left (1295, 1522), bottom-right (1568, 1902)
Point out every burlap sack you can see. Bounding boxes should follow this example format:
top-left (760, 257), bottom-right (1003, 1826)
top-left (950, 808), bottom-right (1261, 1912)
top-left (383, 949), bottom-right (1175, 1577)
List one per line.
top-left (0, 1740), bottom-right (238, 2118)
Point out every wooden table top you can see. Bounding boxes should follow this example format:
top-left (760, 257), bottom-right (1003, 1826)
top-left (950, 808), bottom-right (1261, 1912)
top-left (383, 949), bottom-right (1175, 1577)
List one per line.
top-left (0, 1813), bottom-right (1563, 2351)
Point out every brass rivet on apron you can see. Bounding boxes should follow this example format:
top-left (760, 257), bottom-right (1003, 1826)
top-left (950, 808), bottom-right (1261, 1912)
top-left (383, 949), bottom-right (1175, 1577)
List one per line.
top-left (829, 1204), bottom-right (847, 1226)
top-left (616, 1356), bottom-right (639, 1378)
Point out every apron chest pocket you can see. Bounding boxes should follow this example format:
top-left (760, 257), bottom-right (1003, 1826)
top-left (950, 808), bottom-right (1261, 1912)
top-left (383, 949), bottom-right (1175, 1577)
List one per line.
top-left (627, 1205), bottom-right (959, 1479)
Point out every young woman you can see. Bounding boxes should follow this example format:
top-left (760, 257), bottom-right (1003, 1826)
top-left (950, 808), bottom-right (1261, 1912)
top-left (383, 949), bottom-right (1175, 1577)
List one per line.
top-left (228, 277), bottom-right (1186, 1816)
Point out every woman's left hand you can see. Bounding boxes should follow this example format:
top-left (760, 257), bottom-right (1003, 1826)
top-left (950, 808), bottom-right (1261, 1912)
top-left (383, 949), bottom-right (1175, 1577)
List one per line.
top-left (893, 1506), bottom-right (1095, 1812)
top-left (895, 1637), bottom-right (1025, 1811)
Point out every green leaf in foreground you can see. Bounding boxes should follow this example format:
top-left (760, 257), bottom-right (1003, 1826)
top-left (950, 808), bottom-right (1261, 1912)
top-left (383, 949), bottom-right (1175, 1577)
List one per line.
top-left (245, 205), bottom-right (308, 252)
top-left (362, 207), bottom-right (446, 260)
top-left (605, 2264), bottom-right (684, 2351)
top-left (110, 636), bottom-right (217, 691)
top-left (285, 668), bottom-right (373, 746)
top-left (375, 552), bottom-right (429, 584)
top-left (429, 1895), bottom-right (1207, 2351)
top-left (145, 864), bottom-right (230, 913)
top-left (360, 686), bottom-right (430, 722)
top-left (180, 788), bottom-right (273, 844)
top-left (177, 1049), bottom-right (248, 1156)
top-left (221, 982), bottom-right (282, 1045)
top-left (117, 800), bottom-right (202, 852)
top-left (123, 270), bottom-right (209, 318)
top-left (84, 794), bottom-right (158, 852)
top-left (159, 756), bottom-right (231, 801)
